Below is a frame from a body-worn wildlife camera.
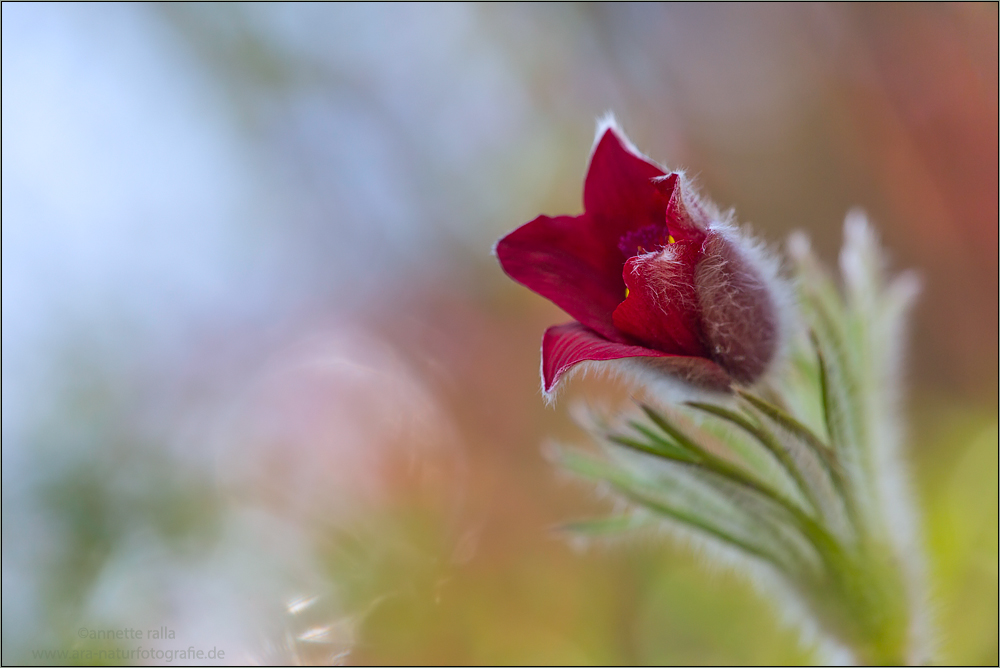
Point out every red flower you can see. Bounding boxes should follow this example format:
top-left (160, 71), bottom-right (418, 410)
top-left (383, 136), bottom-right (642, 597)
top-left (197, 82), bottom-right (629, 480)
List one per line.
top-left (496, 122), bottom-right (780, 397)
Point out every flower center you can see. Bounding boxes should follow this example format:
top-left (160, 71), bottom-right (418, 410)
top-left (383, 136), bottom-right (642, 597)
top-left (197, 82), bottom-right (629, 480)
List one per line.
top-left (617, 224), bottom-right (675, 259)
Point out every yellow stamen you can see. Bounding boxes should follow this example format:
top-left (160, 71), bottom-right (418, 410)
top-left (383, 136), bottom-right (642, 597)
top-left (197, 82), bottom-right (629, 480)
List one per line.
top-left (625, 287), bottom-right (630, 299)
top-left (667, 235), bottom-right (676, 244)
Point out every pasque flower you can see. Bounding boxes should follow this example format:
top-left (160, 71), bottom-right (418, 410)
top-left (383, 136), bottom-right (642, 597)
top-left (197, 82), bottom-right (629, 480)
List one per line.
top-left (496, 121), bottom-right (782, 396)
top-left (498, 121), bottom-right (928, 664)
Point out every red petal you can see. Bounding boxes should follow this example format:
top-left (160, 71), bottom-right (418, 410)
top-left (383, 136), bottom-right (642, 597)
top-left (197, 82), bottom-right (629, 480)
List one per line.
top-left (496, 214), bottom-right (626, 340)
top-left (497, 127), bottom-right (690, 339)
top-left (584, 128), bottom-right (672, 240)
top-left (664, 178), bottom-right (710, 244)
top-left (612, 241), bottom-right (709, 357)
top-left (542, 322), bottom-right (671, 393)
top-left (541, 322), bottom-right (730, 394)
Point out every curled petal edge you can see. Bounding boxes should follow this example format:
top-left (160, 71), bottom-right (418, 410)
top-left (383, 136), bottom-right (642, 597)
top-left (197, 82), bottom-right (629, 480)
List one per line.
top-left (541, 322), bottom-right (732, 401)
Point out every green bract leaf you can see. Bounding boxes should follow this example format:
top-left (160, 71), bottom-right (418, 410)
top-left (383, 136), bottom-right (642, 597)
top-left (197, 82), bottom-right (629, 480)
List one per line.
top-left (553, 214), bottom-right (929, 664)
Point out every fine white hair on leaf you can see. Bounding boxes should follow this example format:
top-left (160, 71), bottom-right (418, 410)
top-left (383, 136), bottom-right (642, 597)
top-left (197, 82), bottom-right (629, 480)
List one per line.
top-left (781, 211), bottom-right (932, 662)
top-left (541, 354), bottom-right (734, 408)
top-left (560, 442), bottom-right (846, 661)
top-left (837, 210), bottom-right (933, 662)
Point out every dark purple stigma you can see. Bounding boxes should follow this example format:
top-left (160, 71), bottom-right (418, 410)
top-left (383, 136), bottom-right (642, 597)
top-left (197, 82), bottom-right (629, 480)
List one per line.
top-left (617, 224), bottom-right (674, 258)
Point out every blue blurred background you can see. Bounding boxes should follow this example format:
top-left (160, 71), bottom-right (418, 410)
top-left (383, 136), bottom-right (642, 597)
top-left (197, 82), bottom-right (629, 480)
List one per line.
top-left (3, 4), bottom-right (996, 664)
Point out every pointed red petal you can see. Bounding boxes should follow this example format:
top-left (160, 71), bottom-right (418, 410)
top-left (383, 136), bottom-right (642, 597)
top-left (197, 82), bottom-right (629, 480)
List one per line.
top-left (496, 214), bottom-right (626, 340)
top-left (498, 127), bottom-right (693, 339)
top-left (541, 322), bottom-right (730, 395)
top-left (583, 128), bottom-right (672, 238)
top-left (612, 242), bottom-right (709, 357)
top-left (664, 178), bottom-right (710, 244)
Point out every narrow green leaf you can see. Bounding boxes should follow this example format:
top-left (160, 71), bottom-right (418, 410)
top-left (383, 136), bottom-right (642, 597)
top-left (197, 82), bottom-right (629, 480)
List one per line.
top-left (737, 389), bottom-right (843, 482)
top-left (558, 449), bottom-right (624, 484)
top-left (808, 312), bottom-right (874, 515)
top-left (687, 401), bottom-right (809, 496)
top-left (685, 398), bottom-right (849, 540)
top-left (608, 482), bottom-right (790, 570)
top-left (606, 434), bottom-right (697, 464)
top-left (561, 447), bottom-right (821, 579)
top-left (800, 283), bottom-right (863, 462)
top-left (627, 421), bottom-right (700, 462)
top-left (738, 391), bottom-right (833, 458)
top-left (811, 334), bottom-right (861, 525)
top-left (618, 410), bottom-right (803, 521)
top-left (556, 515), bottom-right (650, 535)
top-left (637, 404), bottom-right (839, 559)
